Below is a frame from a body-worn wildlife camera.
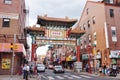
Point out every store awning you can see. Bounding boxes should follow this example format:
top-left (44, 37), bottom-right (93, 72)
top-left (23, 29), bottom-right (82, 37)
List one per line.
top-left (0, 43), bottom-right (26, 56)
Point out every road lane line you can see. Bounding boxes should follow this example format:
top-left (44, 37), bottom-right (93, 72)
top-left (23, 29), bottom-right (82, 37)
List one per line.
top-left (71, 75), bottom-right (82, 78)
top-left (47, 76), bottom-right (55, 80)
top-left (56, 76), bottom-right (64, 79)
top-left (64, 75), bottom-right (73, 79)
top-left (80, 75), bottom-right (92, 78)
top-left (41, 75), bottom-right (48, 79)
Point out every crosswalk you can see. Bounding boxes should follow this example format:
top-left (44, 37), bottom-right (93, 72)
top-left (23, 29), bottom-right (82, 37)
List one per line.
top-left (41, 74), bottom-right (92, 80)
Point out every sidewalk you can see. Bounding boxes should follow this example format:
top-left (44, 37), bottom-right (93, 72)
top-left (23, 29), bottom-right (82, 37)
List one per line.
top-left (65, 69), bottom-right (120, 79)
top-left (0, 75), bottom-right (38, 80)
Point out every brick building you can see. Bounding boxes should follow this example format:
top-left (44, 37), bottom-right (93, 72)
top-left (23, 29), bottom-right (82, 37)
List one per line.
top-left (78, 0), bottom-right (120, 69)
top-left (0, 0), bottom-right (27, 74)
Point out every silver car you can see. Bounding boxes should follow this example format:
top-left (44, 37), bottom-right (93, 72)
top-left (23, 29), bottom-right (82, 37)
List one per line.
top-left (53, 65), bottom-right (65, 73)
top-left (37, 64), bottom-right (45, 72)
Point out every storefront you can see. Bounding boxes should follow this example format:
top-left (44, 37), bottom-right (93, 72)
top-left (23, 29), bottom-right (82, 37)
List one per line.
top-left (0, 43), bottom-right (26, 75)
top-left (109, 50), bottom-right (120, 65)
top-left (82, 54), bottom-right (94, 71)
top-left (96, 51), bottom-right (102, 67)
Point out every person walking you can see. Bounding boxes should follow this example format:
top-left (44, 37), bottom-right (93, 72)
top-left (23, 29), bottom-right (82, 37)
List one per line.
top-left (112, 64), bottom-right (117, 77)
top-left (102, 63), bottom-right (106, 75)
top-left (30, 64), bottom-right (34, 78)
top-left (26, 63), bottom-right (30, 80)
top-left (23, 64), bottom-right (27, 79)
top-left (85, 63), bottom-right (89, 72)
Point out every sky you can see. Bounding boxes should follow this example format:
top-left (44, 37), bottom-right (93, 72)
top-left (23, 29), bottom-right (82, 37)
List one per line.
top-left (25, 0), bottom-right (88, 26)
top-left (25, 0), bottom-right (101, 56)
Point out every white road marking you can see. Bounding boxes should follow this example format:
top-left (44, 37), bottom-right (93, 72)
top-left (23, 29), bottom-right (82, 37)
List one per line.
top-left (80, 75), bottom-right (92, 78)
top-left (41, 75), bottom-right (48, 79)
top-left (56, 76), bottom-right (65, 79)
top-left (47, 76), bottom-right (55, 80)
top-left (64, 75), bottom-right (73, 79)
top-left (71, 75), bottom-right (82, 78)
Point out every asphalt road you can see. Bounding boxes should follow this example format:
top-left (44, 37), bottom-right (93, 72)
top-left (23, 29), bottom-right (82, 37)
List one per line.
top-left (35, 69), bottom-right (119, 80)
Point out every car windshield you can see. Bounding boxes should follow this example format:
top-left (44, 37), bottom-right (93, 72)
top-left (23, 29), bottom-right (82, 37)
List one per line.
top-left (55, 66), bottom-right (62, 69)
top-left (37, 64), bottom-right (44, 67)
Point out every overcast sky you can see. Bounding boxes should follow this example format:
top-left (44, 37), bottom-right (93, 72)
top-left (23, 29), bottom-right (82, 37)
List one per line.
top-left (25, 0), bottom-right (102, 26)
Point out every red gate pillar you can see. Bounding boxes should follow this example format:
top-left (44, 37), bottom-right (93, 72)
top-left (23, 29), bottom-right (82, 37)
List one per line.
top-left (31, 44), bottom-right (36, 61)
top-left (76, 45), bottom-right (80, 62)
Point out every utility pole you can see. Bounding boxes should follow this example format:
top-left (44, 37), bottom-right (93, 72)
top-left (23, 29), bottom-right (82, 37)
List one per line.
top-left (10, 34), bottom-right (16, 79)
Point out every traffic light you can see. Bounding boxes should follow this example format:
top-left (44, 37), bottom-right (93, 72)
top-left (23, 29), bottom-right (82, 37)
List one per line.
top-left (10, 43), bottom-right (13, 50)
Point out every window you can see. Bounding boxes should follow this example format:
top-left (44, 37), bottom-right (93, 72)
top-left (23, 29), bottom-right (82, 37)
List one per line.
top-left (2, 18), bottom-right (10, 27)
top-left (86, 8), bottom-right (89, 15)
top-left (4, 0), bottom-right (12, 4)
top-left (83, 24), bottom-right (86, 30)
top-left (94, 32), bottom-right (96, 40)
top-left (111, 27), bottom-right (117, 42)
top-left (105, 0), bottom-right (113, 4)
top-left (87, 20), bottom-right (90, 28)
top-left (110, 9), bottom-right (114, 17)
top-left (92, 16), bottom-right (95, 24)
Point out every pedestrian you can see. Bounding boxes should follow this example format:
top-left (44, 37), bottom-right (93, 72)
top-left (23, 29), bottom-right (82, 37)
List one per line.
top-left (23, 64), bottom-right (27, 79)
top-left (106, 66), bottom-right (110, 76)
top-left (102, 63), bottom-right (106, 75)
top-left (85, 63), bottom-right (89, 72)
top-left (96, 61), bottom-right (100, 74)
top-left (26, 63), bottom-right (30, 80)
top-left (112, 64), bottom-right (117, 77)
top-left (30, 64), bottom-right (34, 78)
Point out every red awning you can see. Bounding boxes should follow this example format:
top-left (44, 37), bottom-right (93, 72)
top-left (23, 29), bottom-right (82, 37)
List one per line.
top-left (0, 43), bottom-right (26, 56)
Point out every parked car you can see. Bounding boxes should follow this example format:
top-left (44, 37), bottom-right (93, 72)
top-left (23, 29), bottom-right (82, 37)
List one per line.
top-left (37, 64), bottom-right (45, 72)
top-left (53, 65), bottom-right (65, 73)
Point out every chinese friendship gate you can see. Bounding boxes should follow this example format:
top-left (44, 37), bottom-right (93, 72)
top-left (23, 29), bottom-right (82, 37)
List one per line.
top-left (26, 15), bottom-right (85, 69)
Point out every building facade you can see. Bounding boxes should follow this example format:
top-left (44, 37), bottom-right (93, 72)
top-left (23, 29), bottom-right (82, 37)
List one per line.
top-left (0, 0), bottom-right (27, 74)
top-left (78, 0), bottom-right (120, 69)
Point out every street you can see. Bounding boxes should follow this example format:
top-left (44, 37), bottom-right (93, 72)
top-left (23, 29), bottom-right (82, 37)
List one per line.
top-left (35, 69), bottom-right (119, 80)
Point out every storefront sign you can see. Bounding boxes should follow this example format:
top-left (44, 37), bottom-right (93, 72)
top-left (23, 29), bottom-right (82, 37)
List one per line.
top-left (47, 30), bottom-right (66, 39)
top-left (66, 55), bottom-right (72, 61)
top-left (71, 56), bottom-right (77, 61)
top-left (2, 58), bottom-right (11, 69)
top-left (96, 52), bottom-right (101, 59)
top-left (82, 54), bottom-right (89, 60)
top-left (110, 50), bottom-right (120, 58)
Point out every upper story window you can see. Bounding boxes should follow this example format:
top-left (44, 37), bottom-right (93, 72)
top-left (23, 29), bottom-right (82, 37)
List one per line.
top-left (105, 0), bottom-right (113, 4)
top-left (83, 24), bottom-right (86, 30)
top-left (111, 26), bottom-right (117, 42)
top-left (110, 9), bottom-right (114, 17)
top-left (2, 18), bottom-right (10, 27)
top-left (86, 8), bottom-right (89, 15)
top-left (93, 32), bottom-right (97, 41)
top-left (92, 16), bottom-right (95, 24)
top-left (4, 0), bottom-right (12, 4)
top-left (87, 20), bottom-right (90, 28)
